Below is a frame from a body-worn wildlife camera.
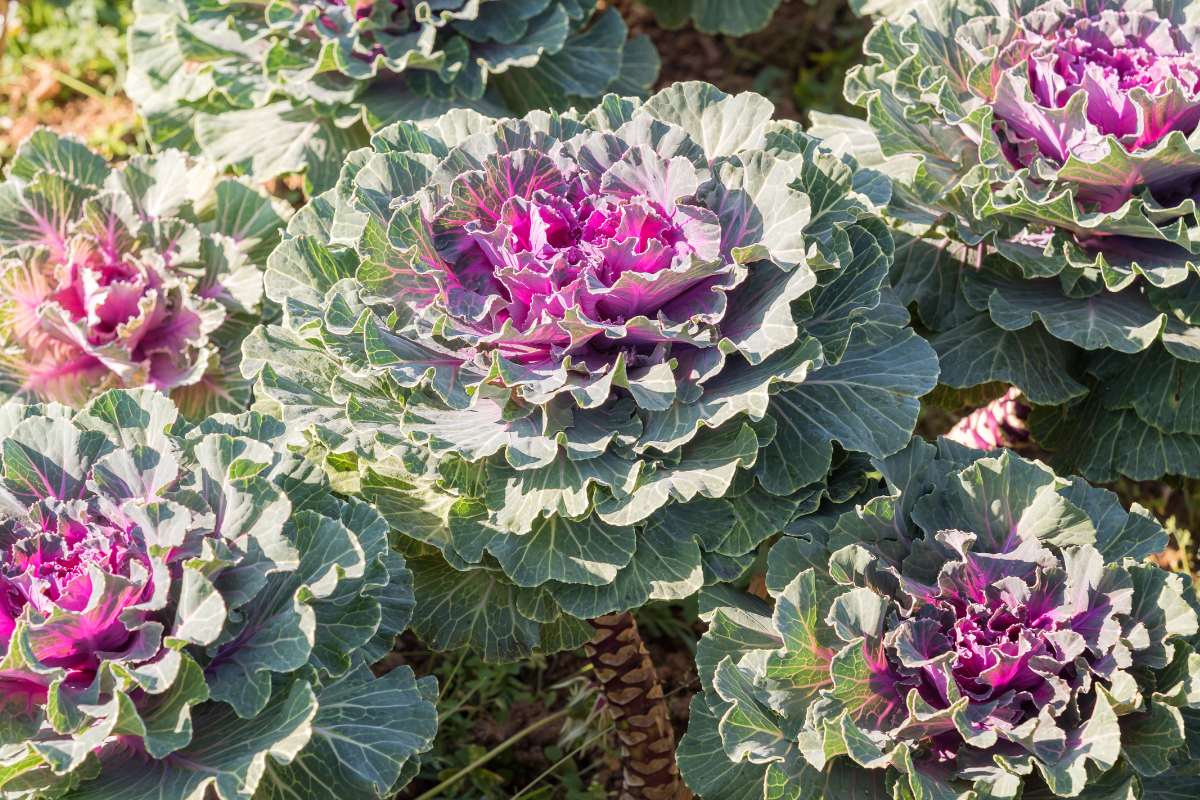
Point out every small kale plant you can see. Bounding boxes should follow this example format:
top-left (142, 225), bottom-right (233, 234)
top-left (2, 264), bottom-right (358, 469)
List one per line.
top-left (0, 389), bottom-right (435, 799)
top-left (0, 129), bottom-right (288, 418)
top-left (813, 0), bottom-right (1200, 483)
top-left (241, 81), bottom-right (939, 660)
top-left (681, 437), bottom-right (1200, 799)
top-left (127, 0), bottom-right (660, 192)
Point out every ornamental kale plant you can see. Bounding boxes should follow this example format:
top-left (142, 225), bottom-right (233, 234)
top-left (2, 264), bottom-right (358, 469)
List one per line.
top-left (0, 129), bottom-right (288, 419)
top-left (127, 0), bottom-right (659, 193)
top-left (0, 389), bottom-right (435, 799)
top-left (242, 82), bottom-right (939, 660)
top-left (680, 437), bottom-right (1200, 799)
top-left (812, 0), bottom-right (1200, 483)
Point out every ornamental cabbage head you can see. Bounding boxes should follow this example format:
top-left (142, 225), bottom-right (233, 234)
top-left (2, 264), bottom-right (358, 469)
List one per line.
top-left (843, 0), bottom-right (1200, 276)
top-left (0, 130), bottom-right (288, 419)
top-left (811, 0), bottom-right (1200, 484)
top-left (0, 389), bottom-right (435, 800)
top-left (127, 0), bottom-right (660, 192)
top-left (680, 437), bottom-right (1200, 799)
top-left (242, 82), bottom-right (939, 660)
top-left (996, 5), bottom-right (1199, 167)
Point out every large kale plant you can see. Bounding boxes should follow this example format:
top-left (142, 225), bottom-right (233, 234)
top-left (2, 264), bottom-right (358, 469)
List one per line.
top-left (0, 389), bottom-right (435, 799)
top-left (681, 437), bottom-right (1200, 799)
top-left (813, 0), bottom-right (1200, 483)
top-left (241, 81), bottom-right (939, 660)
top-left (0, 129), bottom-right (288, 418)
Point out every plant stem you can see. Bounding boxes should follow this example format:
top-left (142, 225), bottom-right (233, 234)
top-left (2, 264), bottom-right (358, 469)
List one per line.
top-left (50, 69), bottom-right (106, 101)
top-left (413, 704), bottom-right (574, 800)
top-left (437, 647), bottom-right (469, 701)
top-left (585, 612), bottom-right (692, 800)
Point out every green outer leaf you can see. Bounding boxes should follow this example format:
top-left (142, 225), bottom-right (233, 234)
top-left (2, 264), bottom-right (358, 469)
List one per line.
top-left (1140, 773), bottom-right (1200, 799)
top-left (642, 81), bottom-right (775, 161)
top-left (1120, 703), bottom-right (1186, 778)
top-left (405, 551), bottom-right (590, 662)
top-left (1032, 398), bottom-right (1200, 483)
top-left (768, 324), bottom-right (938, 461)
top-left (1091, 348), bottom-right (1200, 436)
top-left (932, 314), bottom-right (1088, 406)
top-left (194, 103), bottom-right (369, 196)
top-left (961, 267), bottom-right (1165, 354)
top-left (255, 666), bottom-right (438, 799)
top-left (713, 657), bottom-right (790, 763)
top-left (548, 523), bottom-right (704, 618)
top-left (677, 694), bottom-right (767, 800)
top-left (485, 512), bottom-right (637, 588)
top-left (887, 233), bottom-right (979, 333)
top-left (66, 681), bottom-right (317, 800)
top-left (768, 570), bottom-right (839, 707)
top-left (596, 421), bottom-right (760, 525)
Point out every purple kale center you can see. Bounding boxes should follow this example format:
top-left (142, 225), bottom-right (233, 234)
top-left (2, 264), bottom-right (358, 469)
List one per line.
top-left (879, 531), bottom-right (1123, 761)
top-left (420, 145), bottom-right (725, 370)
top-left (916, 568), bottom-right (1068, 714)
top-left (451, 186), bottom-right (705, 362)
top-left (995, 9), bottom-right (1200, 169)
top-left (57, 242), bottom-right (197, 370)
top-left (1029, 11), bottom-right (1200, 148)
top-left (0, 176), bottom-right (225, 408)
top-left (1, 509), bottom-right (152, 690)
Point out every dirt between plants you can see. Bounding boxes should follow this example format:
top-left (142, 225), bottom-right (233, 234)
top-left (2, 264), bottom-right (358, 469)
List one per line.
top-left (0, 59), bottom-right (135, 157)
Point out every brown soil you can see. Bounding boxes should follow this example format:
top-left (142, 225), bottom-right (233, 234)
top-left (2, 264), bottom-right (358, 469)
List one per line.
top-left (0, 59), bottom-right (136, 158)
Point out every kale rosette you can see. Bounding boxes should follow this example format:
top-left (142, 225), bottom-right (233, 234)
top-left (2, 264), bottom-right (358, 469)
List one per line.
top-left (681, 437), bottom-right (1200, 799)
top-left (813, 0), bottom-right (1200, 482)
top-left (0, 389), bottom-right (435, 799)
top-left (0, 129), bottom-right (288, 419)
top-left (128, 0), bottom-right (659, 192)
top-left (242, 82), bottom-right (938, 660)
